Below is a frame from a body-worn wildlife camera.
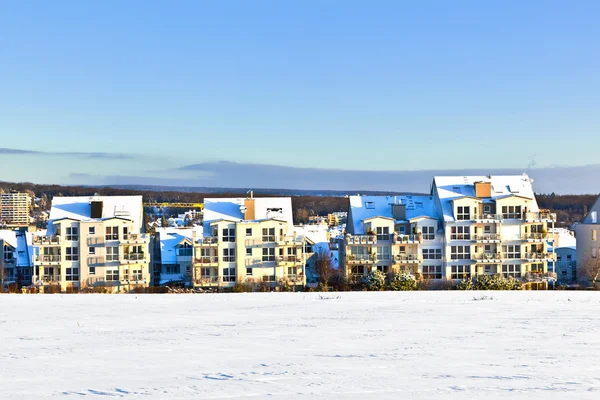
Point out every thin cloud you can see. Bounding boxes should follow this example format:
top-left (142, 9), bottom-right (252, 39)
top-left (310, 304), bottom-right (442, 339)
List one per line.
top-left (0, 147), bottom-right (134, 160)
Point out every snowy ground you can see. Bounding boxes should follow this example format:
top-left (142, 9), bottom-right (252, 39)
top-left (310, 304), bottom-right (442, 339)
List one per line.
top-left (1, 292), bottom-right (599, 399)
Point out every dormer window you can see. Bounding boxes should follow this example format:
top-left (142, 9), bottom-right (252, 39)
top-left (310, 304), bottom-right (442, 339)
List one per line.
top-left (365, 202), bottom-right (375, 209)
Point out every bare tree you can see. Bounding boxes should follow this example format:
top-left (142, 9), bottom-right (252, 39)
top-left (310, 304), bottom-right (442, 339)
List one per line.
top-left (579, 257), bottom-right (600, 289)
top-left (314, 247), bottom-right (335, 289)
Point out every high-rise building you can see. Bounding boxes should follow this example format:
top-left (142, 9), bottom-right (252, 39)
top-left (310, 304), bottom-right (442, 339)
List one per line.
top-left (0, 192), bottom-right (30, 226)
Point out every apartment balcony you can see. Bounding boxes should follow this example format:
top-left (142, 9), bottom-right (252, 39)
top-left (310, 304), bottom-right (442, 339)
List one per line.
top-left (524, 271), bottom-right (556, 282)
top-left (277, 255), bottom-right (301, 266)
top-left (501, 213), bottom-right (523, 220)
top-left (194, 256), bottom-right (219, 266)
top-left (523, 212), bottom-right (557, 222)
top-left (87, 277), bottom-right (107, 286)
top-left (32, 255), bottom-right (61, 265)
top-left (3, 257), bottom-right (16, 266)
top-left (282, 273), bottom-right (305, 284)
top-left (449, 234), bottom-right (473, 241)
top-left (121, 233), bottom-right (149, 245)
top-left (194, 276), bottom-right (220, 286)
top-left (524, 252), bottom-right (556, 261)
top-left (87, 236), bottom-right (104, 246)
top-left (346, 254), bottom-right (375, 264)
top-left (395, 234), bottom-right (421, 244)
top-left (522, 233), bottom-right (549, 242)
top-left (120, 252), bottom-right (146, 264)
top-left (196, 237), bottom-right (219, 246)
top-left (346, 235), bottom-right (377, 245)
top-left (32, 275), bottom-right (61, 284)
top-left (394, 254), bottom-right (423, 263)
top-left (88, 256), bottom-right (105, 266)
top-left (277, 236), bottom-right (303, 246)
top-left (32, 235), bottom-right (61, 246)
top-left (471, 252), bottom-right (503, 263)
top-left (473, 214), bottom-right (502, 222)
top-left (119, 274), bottom-right (146, 284)
top-left (473, 233), bottom-right (502, 243)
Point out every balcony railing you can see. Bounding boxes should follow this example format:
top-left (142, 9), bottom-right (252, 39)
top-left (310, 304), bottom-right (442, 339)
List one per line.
top-left (32, 275), bottom-right (61, 283)
top-left (87, 236), bottom-right (104, 246)
top-left (196, 237), bottom-right (219, 245)
top-left (277, 236), bottom-right (303, 245)
top-left (395, 254), bottom-right (423, 262)
top-left (523, 212), bottom-right (556, 222)
top-left (88, 256), bottom-right (105, 265)
top-left (472, 252), bottom-right (502, 261)
top-left (195, 256), bottom-right (219, 264)
top-left (32, 235), bottom-right (61, 245)
top-left (524, 252), bottom-right (555, 260)
top-left (473, 233), bottom-right (501, 241)
top-left (522, 233), bottom-right (548, 241)
top-left (33, 255), bottom-right (61, 264)
top-left (395, 234), bottom-right (421, 243)
top-left (449, 234), bottom-right (472, 241)
top-left (346, 254), bottom-right (376, 263)
top-left (524, 271), bottom-right (556, 281)
top-left (501, 213), bottom-right (523, 220)
top-left (121, 233), bottom-right (149, 243)
top-left (347, 235), bottom-right (377, 245)
top-left (122, 253), bottom-right (145, 262)
top-left (194, 276), bottom-right (220, 285)
top-left (277, 255), bottom-right (300, 265)
top-left (474, 214), bottom-right (502, 221)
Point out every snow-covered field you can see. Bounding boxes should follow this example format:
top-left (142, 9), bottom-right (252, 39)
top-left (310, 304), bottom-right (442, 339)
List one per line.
top-left (1, 292), bottom-right (599, 399)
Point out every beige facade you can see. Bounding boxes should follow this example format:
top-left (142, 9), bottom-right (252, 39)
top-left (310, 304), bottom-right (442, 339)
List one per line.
top-left (193, 219), bottom-right (306, 290)
top-left (32, 196), bottom-right (150, 292)
top-left (1, 192), bottom-right (30, 226)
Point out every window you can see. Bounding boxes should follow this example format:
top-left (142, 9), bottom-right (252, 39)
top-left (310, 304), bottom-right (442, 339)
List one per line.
top-left (376, 227), bottom-right (390, 241)
top-left (530, 224), bottom-right (544, 233)
top-left (501, 205), bottom-right (522, 219)
top-left (502, 264), bottom-right (521, 278)
top-left (89, 266), bottom-right (95, 275)
top-left (223, 248), bottom-right (236, 262)
top-left (503, 245), bottom-right (521, 259)
top-left (484, 205), bottom-right (491, 213)
top-left (423, 265), bottom-right (442, 279)
top-left (246, 267), bottom-right (252, 276)
top-left (262, 247), bottom-right (275, 262)
top-left (65, 227), bottom-right (78, 241)
top-left (262, 228), bottom-right (275, 242)
top-left (223, 268), bottom-right (236, 282)
top-left (262, 275), bottom-right (276, 282)
top-left (398, 226), bottom-right (406, 234)
top-left (88, 226), bottom-right (95, 235)
top-left (376, 265), bottom-right (391, 273)
top-left (287, 266), bottom-right (299, 275)
top-left (593, 248), bottom-right (598, 259)
top-left (422, 226), bottom-right (435, 240)
top-left (365, 202), bottom-right (375, 209)
top-left (106, 246), bottom-right (119, 261)
top-left (246, 228), bottom-right (252, 236)
top-left (65, 247), bottom-right (79, 261)
top-left (451, 265), bottom-right (470, 279)
top-left (105, 226), bottom-right (118, 240)
top-left (593, 230), bottom-right (597, 241)
top-left (287, 247), bottom-right (297, 256)
top-left (530, 263), bottom-right (543, 272)
top-left (177, 243), bottom-right (192, 256)
top-left (376, 246), bottom-right (390, 261)
top-left (484, 225), bottom-right (491, 233)
top-left (246, 247), bottom-right (252, 256)
top-left (200, 268), bottom-right (212, 278)
top-left (106, 269), bottom-right (119, 281)
top-left (351, 266), bottom-right (366, 275)
top-left (131, 269), bottom-right (143, 280)
top-left (450, 246), bottom-right (470, 260)
top-left (65, 267), bottom-right (79, 281)
top-left (4, 247), bottom-right (14, 262)
top-left (222, 228), bottom-right (235, 242)
top-left (166, 265), bottom-right (181, 274)
top-left (451, 226), bottom-right (470, 240)
top-left (456, 206), bottom-right (470, 220)
top-left (88, 247), bottom-right (96, 255)
top-left (422, 248), bottom-right (442, 260)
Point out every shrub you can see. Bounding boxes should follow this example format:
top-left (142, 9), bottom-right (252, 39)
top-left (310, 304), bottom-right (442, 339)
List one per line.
top-left (389, 272), bottom-right (417, 291)
top-left (473, 274), bottom-right (522, 290)
top-left (361, 270), bottom-right (386, 291)
top-left (455, 279), bottom-right (474, 290)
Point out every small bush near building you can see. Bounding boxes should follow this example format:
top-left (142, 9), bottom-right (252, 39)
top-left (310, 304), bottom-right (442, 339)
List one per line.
top-left (389, 272), bottom-right (417, 291)
top-left (361, 270), bottom-right (386, 291)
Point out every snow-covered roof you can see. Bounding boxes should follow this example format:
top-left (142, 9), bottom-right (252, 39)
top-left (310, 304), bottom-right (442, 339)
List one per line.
top-left (203, 197), bottom-right (293, 232)
top-left (549, 228), bottom-right (576, 248)
top-left (433, 174), bottom-right (539, 222)
top-left (0, 230), bottom-right (32, 266)
top-left (47, 196), bottom-right (144, 235)
top-left (348, 195), bottom-right (439, 234)
top-left (156, 227), bottom-right (202, 265)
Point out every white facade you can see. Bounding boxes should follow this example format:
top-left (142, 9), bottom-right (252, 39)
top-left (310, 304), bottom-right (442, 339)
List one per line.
top-left (0, 192), bottom-right (30, 226)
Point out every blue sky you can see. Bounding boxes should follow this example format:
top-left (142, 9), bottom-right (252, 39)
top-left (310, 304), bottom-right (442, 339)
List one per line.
top-left (0, 1), bottom-right (599, 191)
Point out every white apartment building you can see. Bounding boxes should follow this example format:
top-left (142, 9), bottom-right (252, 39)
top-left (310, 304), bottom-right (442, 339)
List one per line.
top-left (193, 194), bottom-right (306, 290)
top-left (340, 174), bottom-right (556, 282)
top-left (0, 230), bottom-right (33, 286)
top-left (1, 192), bottom-right (30, 227)
top-left (575, 196), bottom-right (600, 286)
top-left (31, 196), bottom-right (150, 292)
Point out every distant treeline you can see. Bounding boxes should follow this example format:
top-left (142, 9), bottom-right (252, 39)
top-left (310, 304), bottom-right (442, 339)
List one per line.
top-left (1, 181), bottom-right (596, 226)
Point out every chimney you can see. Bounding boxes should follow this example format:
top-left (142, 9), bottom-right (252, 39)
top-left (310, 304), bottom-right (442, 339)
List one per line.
top-left (474, 182), bottom-right (491, 198)
top-left (244, 198), bottom-right (255, 220)
top-left (90, 201), bottom-right (103, 219)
